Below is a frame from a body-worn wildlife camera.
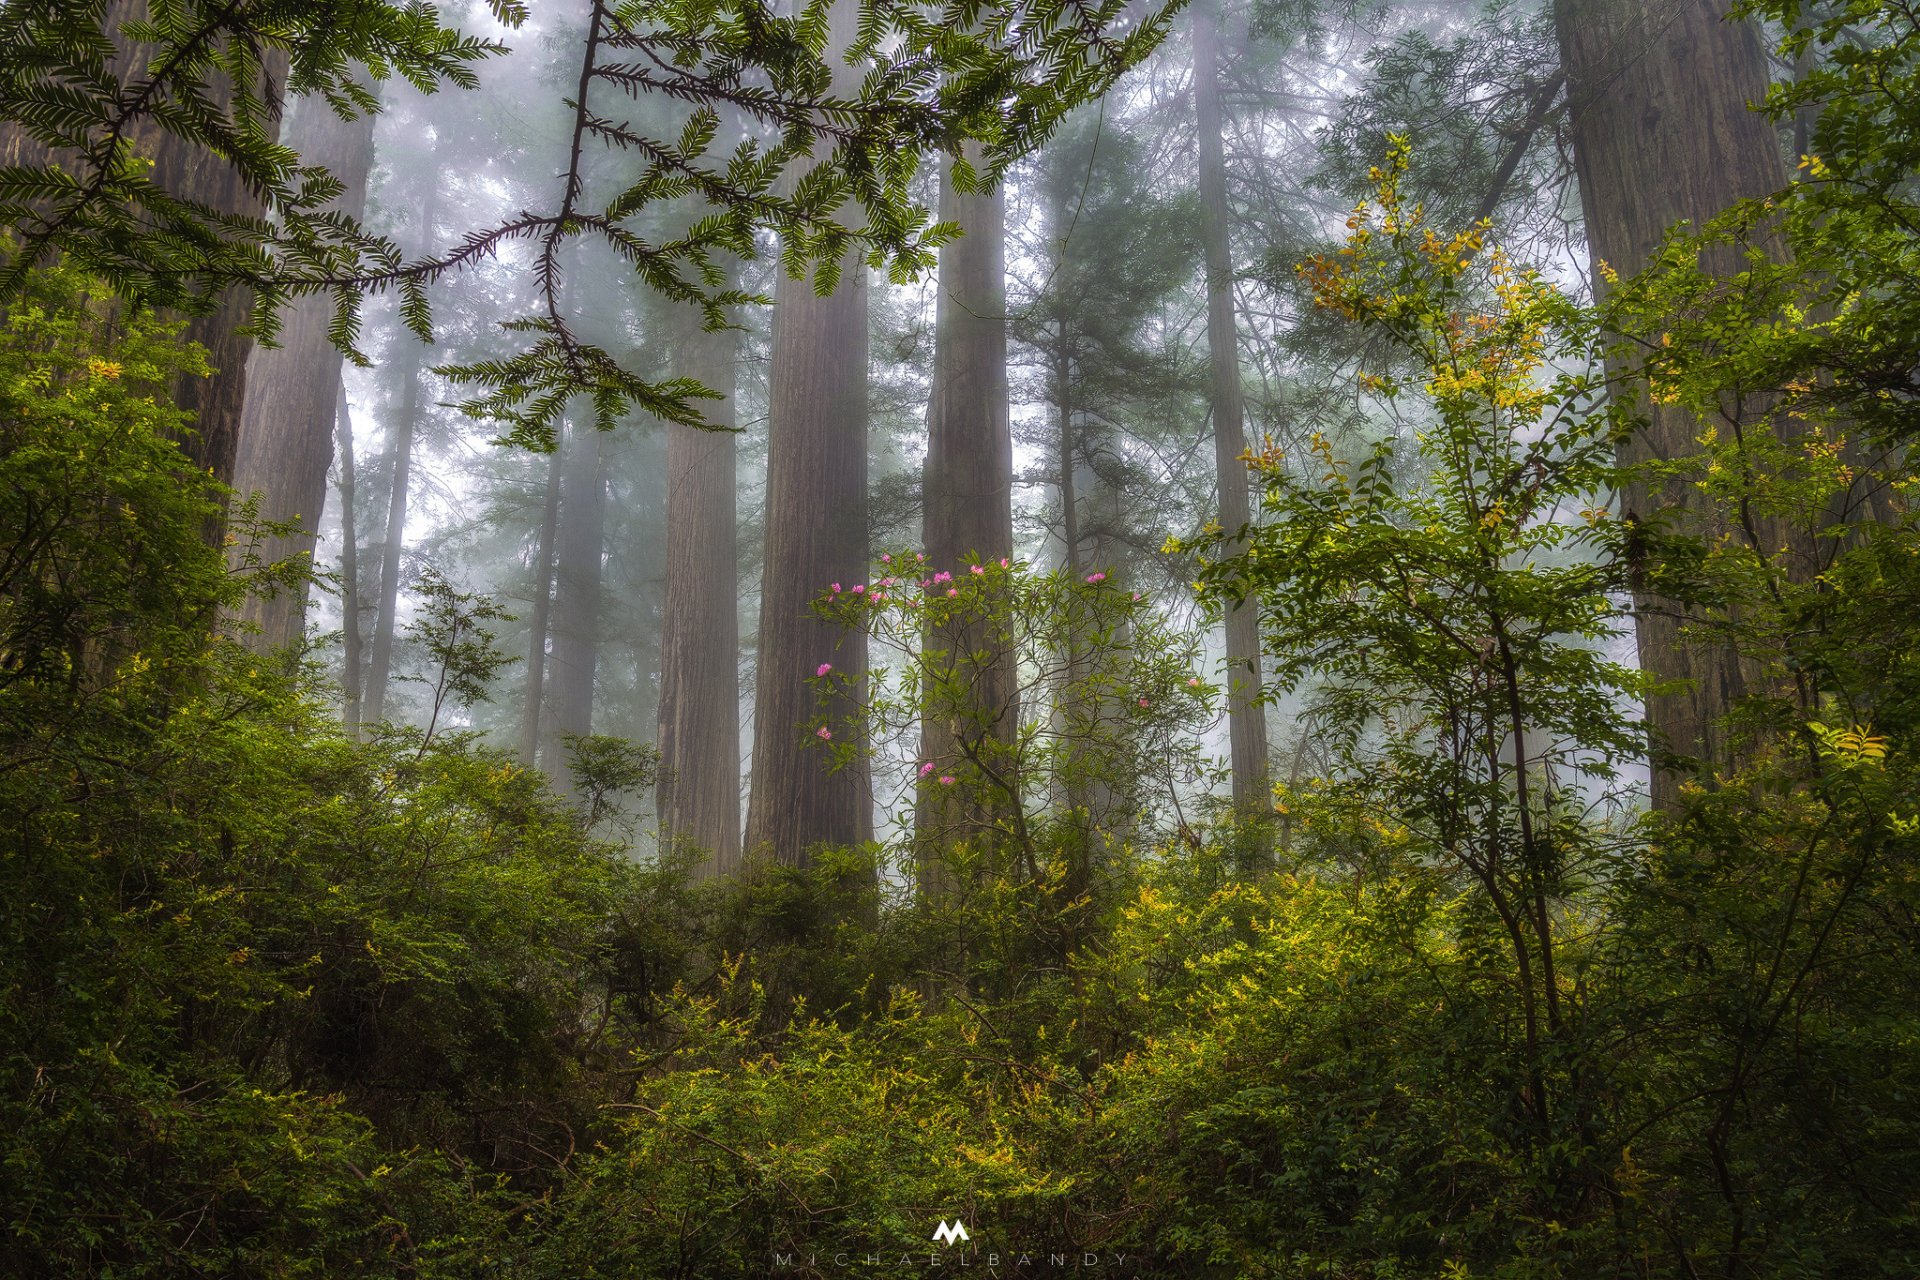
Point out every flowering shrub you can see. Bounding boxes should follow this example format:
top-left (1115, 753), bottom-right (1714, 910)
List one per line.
top-left (806, 555), bottom-right (1218, 878)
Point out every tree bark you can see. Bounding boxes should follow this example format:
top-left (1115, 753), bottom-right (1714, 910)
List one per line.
top-left (1193, 0), bottom-right (1272, 830)
top-left (915, 144), bottom-right (1017, 879)
top-left (231, 88), bottom-right (379, 650)
top-left (360, 176), bottom-right (439, 725)
top-left (657, 305), bottom-right (744, 877)
top-left (743, 0), bottom-right (872, 866)
top-left (520, 443), bottom-right (565, 768)
top-left (1553, 0), bottom-right (1787, 806)
top-left (337, 384), bottom-right (366, 736)
top-left (743, 251), bottom-right (872, 862)
top-left (542, 416), bottom-right (609, 782)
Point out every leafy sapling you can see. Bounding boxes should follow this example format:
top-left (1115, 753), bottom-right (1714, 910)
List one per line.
top-left (398, 567), bottom-right (518, 751)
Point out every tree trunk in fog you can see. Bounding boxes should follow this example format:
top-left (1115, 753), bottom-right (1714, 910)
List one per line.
top-left (520, 445), bottom-right (565, 767)
top-left (743, 0), bottom-right (873, 866)
top-left (542, 418), bottom-right (609, 784)
top-left (1193, 0), bottom-right (1272, 835)
top-left (915, 146), bottom-right (1017, 881)
top-left (231, 89), bottom-right (379, 650)
top-left (337, 386), bottom-right (366, 735)
top-left (361, 177), bottom-right (440, 725)
top-left (657, 306), bottom-right (744, 877)
top-left (0, 3), bottom-right (286, 491)
top-left (1553, 0), bottom-right (1786, 807)
top-left (744, 257), bottom-right (872, 862)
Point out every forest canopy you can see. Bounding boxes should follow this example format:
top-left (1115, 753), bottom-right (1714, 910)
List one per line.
top-left (3, 0), bottom-right (1920, 1277)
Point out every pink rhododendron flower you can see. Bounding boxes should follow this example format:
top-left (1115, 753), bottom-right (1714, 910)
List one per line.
top-left (1137, 698), bottom-right (1149, 708)
top-left (851, 584), bottom-right (864, 594)
top-left (919, 762), bottom-right (936, 777)
top-left (939, 775), bottom-right (956, 786)
top-left (1086, 572), bottom-right (1106, 584)
top-left (831, 583), bottom-right (841, 593)
top-left (1187, 677), bottom-right (1200, 687)
top-left (1000, 558), bottom-right (1009, 568)
top-left (970, 564), bottom-right (984, 575)
top-left (916, 553), bottom-right (926, 562)
top-left (816, 726), bottom-right (833, 740)
top-left (933, 571), bottom-right (952, 583)
top-left (947, 588), bottom-right (959, 597)
top-left (816, 662), bottom-right (833, 677)
top-left (881, 553), bottom-right (891, 563)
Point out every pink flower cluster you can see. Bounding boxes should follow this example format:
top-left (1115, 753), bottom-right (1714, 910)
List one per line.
top-left (1086, 572), bottom-right (1106, 584)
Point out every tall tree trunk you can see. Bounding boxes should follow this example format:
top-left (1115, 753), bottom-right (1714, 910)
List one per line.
top-left (1193, 0), bottom-right (1272, 834)
top-left (1553, 0), bottom-right (1787, 806)
top-left (743, 249), bottom-right (872, 862)
top-left (337, 384), bottom-right (366, 736)
top-left (915, 145), bottom-right (1017, 881)
top-left (657, 305), bottom-right (744, 877)
top-left (742, 1), bottom-right (872, 866)
top-left (231, 88), bottom-right (379, 650)
top-left (360, 177), bottom-right (440, 725)
top-left (542, 417), bottom-right (609, 781)
top-left (520, 443), bottom-right (565, 767)
top-left (1057, 355), bottom-right (1081, 581)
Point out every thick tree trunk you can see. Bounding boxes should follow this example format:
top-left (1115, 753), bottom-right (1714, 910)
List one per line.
top-left (520, 445), bottom-right (565, 767)
top-left (657, 306), bottom-right (744, 877)
top-left (743, 0), bottom-right (873, 865)
top-left (743, 254), bottom-right (872, 862)
top-left (542, 417), bottom-right (609, 781)
top-left (915, 145), bottom-right (1017, 879)
top-left (1553, 0), bottom-right (1787, 806)
top-left (231, 89), bottom-right (379, 650)
top-left (1193, 0), bottom-right (1272, 831)
top-left (337, 385), bottom-right (366, 736)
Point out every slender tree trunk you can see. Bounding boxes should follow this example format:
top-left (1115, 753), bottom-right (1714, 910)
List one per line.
top-left (542, 417), bottom-right (609, 781)
top-left (520, 443), bottom-right (565, 767)
top-left (1057, 359), bottom-right (1081, 581)
top-left (231, 87), bottom-right (379, 650)
top-left (360, 176), bottom-right (439, 725)
top-left (915, 145), bottom-right (1017, 877)
top-left (1553, 0), bottom-right (1787, 806)
top-left (657, 305), bottom-right (744, 877)
top-left (1194, 0), bottom-right (1271, 836)
top-left (337, 384), bottom-right (366, 736)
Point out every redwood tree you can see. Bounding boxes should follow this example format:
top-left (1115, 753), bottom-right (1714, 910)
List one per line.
top-left (657, 304), bottom-right (744, 875)
top-left (542, 418), bottom-right (610, 779)
top-left (915, 143), bottom-right (1017, 871)
top-left (230, 88), bottom-right (379, 650)
top-left (1553, 0), bottom-right (1788, 803)
top-left (1193, 0), bottom-right (1271, 829)
top-left (743, 0), bottom-right (874, 865)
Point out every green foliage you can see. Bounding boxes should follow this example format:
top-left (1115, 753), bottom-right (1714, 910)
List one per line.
top-left (396, 564), bottom-right (518, 747)
top-left (0, 0), bottom-right (1175, 445)
top-left (14, 22), bottom-right (1920, 1262)
top-left (0, 270), bottom-right (652, 1276)
top-left (816, 554), bottom-right (1216, 847)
